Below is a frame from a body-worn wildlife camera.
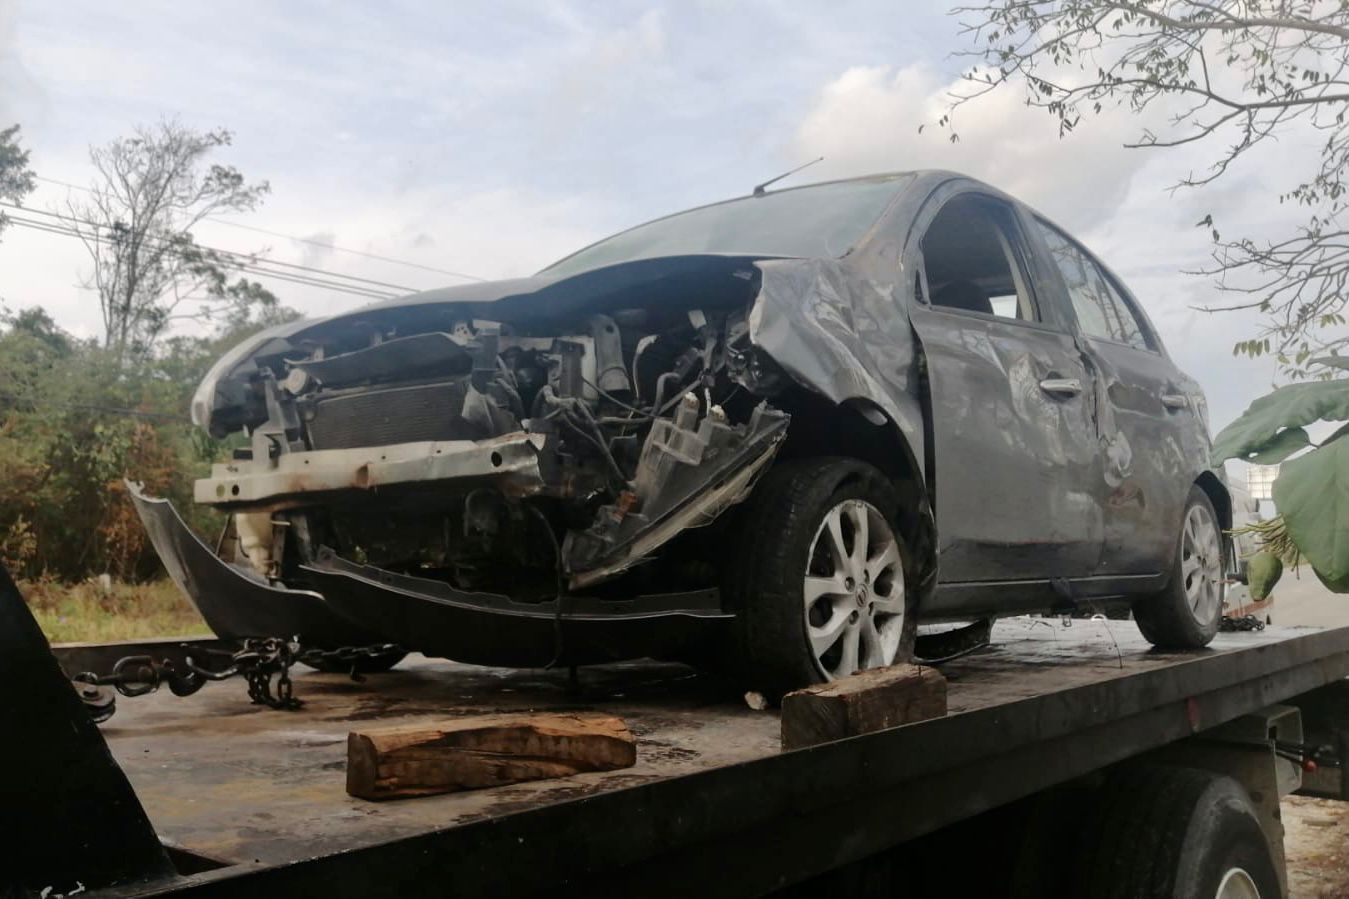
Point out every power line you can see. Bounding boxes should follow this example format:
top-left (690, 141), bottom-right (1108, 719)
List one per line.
top-left (5, 215), bottom-right (395, 301)
top-left (33, 174), bottom-right (486, 283)
top-left (210, 218), bottom-right (487, 283)
top-left (2, 209), bottom-right (401, 302)
top-left (2, 204), bottom-right (414, 296)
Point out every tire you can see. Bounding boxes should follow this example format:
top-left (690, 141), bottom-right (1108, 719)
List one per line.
top-left (1134, 486), bottom-right (1225, 649)
top-left (725, 457), bottom-right (918, 699)
top-left (297, 648), bottom-right (406, 674)
top-left (1070, 766), bottom-right (1279, 899)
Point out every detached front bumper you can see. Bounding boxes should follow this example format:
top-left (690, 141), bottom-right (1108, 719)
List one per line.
top-left (301, 552), bottom-right (732, 667)
top-left (130, 482), bottom-right (734, 665)
top-left (127, 482), bottom-right (383, 646)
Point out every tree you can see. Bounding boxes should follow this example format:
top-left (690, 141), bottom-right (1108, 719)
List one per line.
top-left (0, 306), bottom-right (239, 580)
top-left (1212, 357), bottom-right (1349, 593)
top-left (65, 120), bottom-right (276, 361)
top-left (0, 125), bottom-right (36, 241)
top-left (948, 2), bottom-right (1349, 377)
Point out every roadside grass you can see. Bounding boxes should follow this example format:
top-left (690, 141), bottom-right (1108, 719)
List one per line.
top-left (21, 578), bottom-right (210, 643)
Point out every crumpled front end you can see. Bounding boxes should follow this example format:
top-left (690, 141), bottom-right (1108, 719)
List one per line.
top-left (143, 253), bottom-right (931, 663)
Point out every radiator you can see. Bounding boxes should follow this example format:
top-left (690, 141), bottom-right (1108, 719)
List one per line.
top-left (304, 380), bottom-right (470, 450)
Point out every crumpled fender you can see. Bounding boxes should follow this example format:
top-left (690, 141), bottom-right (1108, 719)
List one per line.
top-left (747, 257), bottom-right (927, 479)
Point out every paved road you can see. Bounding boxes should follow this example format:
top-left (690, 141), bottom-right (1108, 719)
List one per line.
top-left (1266, 569), bottom-right (1347, 629)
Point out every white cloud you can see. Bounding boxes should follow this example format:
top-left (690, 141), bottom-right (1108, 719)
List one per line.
top-left (295, 231), bottom-right (335, 269)
top-left (793, 63), bottom-right (1163, 234)
top-left (791, 62), bottom-right (1318, 430)
top-left (1, 0), bottom-right (1331, 439)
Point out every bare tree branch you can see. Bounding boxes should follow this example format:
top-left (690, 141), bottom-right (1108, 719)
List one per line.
top-left (949, 0), bottom-right (1349, 378)
top-left (63, 120), bottom-right (275, 361)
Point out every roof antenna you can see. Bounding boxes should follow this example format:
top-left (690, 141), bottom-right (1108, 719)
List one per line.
top-left (752, 156), bottom-right (824, 197)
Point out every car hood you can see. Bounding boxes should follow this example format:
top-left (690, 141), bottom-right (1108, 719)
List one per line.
top-left (317, 253), bottom-right (781, 331)
top-left (191, 254), bottom-right (780, 433)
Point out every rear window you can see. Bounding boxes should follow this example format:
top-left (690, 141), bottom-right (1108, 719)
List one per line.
top-left (541, 176), bottom-right (911, 278)
top-left (1035, 220), bottom-right (1152, 350)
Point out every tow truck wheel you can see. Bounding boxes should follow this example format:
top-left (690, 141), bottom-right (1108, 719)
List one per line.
top-left (1134, 486), bottom-right (1225, 649)
top-left (1070, 765), bottom-right (1279, 899)
top-left (727, 457), bottom-right (917, 699)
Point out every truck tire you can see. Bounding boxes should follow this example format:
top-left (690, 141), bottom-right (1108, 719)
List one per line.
top-left (1134, 486), bottom-right (1225, 649)
top-left (725, 457), bottom-right (917, 699)
top-left (1071, 766), bottom-right (1279, 899)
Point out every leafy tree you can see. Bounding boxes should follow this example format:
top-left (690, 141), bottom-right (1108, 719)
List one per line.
top-left (0, 305), bottom-right (296, 580)
top-left (1212, 356), bottom-right (1349, 593)
top-left (64, 120), bottom-right (277, 361)
top-left (949, 2), bottom-right (1349, 377)
top-left (0, 124), bottom-right (36, 242)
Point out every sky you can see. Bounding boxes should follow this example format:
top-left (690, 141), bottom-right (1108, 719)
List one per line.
top-left (0, 0), bottom-right (1310, 442)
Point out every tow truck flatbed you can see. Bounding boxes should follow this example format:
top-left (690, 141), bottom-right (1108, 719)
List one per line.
top-left (46, 617), bottom-right (1349, 898)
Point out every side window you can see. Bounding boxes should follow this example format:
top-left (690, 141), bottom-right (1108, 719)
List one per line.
top-left (921, 195), bottom-right (1038, 322)
top-left (1035, 220), bottom-right (1150, 350)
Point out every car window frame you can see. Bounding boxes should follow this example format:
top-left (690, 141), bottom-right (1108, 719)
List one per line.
top-left (912, 191), bottom-right (1059, 333)
top-left (1031, 216), bottom-right (1162, 355)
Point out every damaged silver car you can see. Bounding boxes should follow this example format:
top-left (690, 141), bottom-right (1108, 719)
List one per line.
top-left (132, 171), bottom-right (1231, 696)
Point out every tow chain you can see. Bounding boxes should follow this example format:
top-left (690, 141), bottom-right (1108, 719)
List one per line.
top-left (70, 639), bottom-right (403, 724)
top-left (296, 643), bottom-right (404, 681)
top-left (1220, 614), bottom-right (1268, 632)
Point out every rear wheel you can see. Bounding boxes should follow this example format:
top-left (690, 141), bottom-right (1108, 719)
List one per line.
top-left (726, 458), bottom-right (917, 699)
top-left (1070, 766), bottom-right (1279, 899)
top-left (1135, 486), bottom-right (1225, 649)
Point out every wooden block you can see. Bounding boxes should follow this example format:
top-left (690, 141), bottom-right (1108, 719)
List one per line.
top-left (346, 712), bottom-right (637, 800)
top-left (781, 664), bottom-right (947, 751)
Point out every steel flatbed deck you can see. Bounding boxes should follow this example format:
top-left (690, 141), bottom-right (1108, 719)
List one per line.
top-left (55, 617), bottom-right (1349, 898)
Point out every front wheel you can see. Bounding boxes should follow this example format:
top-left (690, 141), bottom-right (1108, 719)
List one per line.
top-left (726, 458), bottom-right (918, 699)
top-left (1135, 486), bottom-right (1225, 649)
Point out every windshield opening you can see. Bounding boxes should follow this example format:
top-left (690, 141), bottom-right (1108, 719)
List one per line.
top-left (541, 175), bottom-right (911, 278)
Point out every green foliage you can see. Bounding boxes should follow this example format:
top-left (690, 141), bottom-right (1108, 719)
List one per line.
top-left (1245, 426), bottom-right (1310, 465)
top-left (0, 308), bottom-right (289, 581)
top-left (1273, 434), bottom-right (1349, 585)
top-left (1313, 567), bottom-right (1349, 594)
top-left (1311, 355), bottom-right (1349, 372)
top-left (0, 124), bottom-right (35, 241)
top-left (1245, 550), bottom-right (1283, 601)
top-left (1211, 380), bottom-right (1349, 464)
top-left (1213, 363), bottom-right (1349, 592)
top-left (21, 577), bottom-right (208, 643)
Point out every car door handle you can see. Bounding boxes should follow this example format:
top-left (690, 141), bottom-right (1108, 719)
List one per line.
top-left (1160, 393), bottom-right (1189, 410)
top-left (1039, 378), bottom-right (1083, 397)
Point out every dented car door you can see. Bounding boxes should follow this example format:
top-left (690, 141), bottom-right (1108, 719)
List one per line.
top-left (1030, 219), bottom-right (1206, 581)
top-left (906, 185), bottom-right (1104, 605)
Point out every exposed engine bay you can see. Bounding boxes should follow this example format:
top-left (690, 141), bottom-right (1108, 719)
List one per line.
top-left (196, 301), bottom-right (791, 603)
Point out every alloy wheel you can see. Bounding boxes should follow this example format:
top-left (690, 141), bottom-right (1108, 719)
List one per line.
top-left (1214, 867), bottom-right (1261, 899)
top-left (803, 499), bottom-right (905, 680)
top-left (1181, 502), bottom-right (1224, 626)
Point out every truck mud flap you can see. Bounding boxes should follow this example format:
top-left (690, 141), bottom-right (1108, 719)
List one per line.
top-left (301, 550), bottom-right (733, 668)
top-left (127, 482), bottom-right (384, 646)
